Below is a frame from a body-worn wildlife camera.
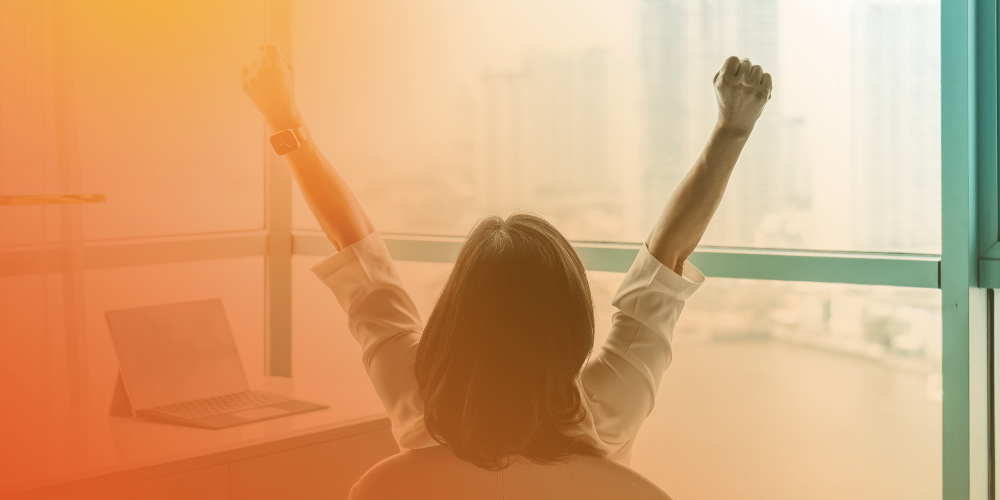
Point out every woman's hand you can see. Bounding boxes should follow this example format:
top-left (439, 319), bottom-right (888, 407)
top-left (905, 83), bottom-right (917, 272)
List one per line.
top-left (712, 56), bottom-right (772, 137)
top-left (241, 43), bottom-right (303, 131)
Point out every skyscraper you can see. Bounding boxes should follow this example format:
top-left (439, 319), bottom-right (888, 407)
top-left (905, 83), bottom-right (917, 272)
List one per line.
top-left (640, 0), bottom-right (782, 247)
top-left (849, 0), bottom-right (940, 253)
top-left (471, 49), bottom-right (624, 239)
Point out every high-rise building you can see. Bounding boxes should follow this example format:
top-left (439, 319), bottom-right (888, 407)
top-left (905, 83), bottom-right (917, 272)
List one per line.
top-left (639, 0), bottom-right (782, 247)
top-left (849, 0), bottom-right (940, 253)
top-left (471, 49), bottom-right (624, 239)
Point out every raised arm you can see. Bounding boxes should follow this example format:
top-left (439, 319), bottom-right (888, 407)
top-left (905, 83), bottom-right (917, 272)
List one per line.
top-left (242, 45), bottom-right (436, 449)
top-left (241, 44), bottom-right (373, 250)
top-left (581, 57), bottom-right (773, 463)
top-left (646, 56), bottom-right (772, 273)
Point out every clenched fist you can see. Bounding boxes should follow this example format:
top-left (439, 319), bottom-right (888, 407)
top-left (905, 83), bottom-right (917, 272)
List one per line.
top-left (241, 44), bottom-right (303, 131)
top-left (712, 56), bottom-right (772, 136)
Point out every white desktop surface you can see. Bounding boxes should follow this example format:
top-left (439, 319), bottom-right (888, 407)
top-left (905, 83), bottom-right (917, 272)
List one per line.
top-left (1, 377), bottom-right (390, 496)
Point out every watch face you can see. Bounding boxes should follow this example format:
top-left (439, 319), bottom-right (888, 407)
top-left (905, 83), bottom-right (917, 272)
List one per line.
top-left (270, 130), bottom-right (298, 155)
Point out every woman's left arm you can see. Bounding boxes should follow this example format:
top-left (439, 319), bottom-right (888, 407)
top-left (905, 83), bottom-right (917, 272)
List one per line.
top-left (242, 44), bottom-right (372, 250)
top-left (243, 45), bottom-right (438, 450)
top-left (580, 246), bottom-right (704, 462)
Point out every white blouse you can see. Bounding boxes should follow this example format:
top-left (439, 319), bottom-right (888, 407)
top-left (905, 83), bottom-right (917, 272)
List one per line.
top-left (311, 232), bottom-right (704, 466)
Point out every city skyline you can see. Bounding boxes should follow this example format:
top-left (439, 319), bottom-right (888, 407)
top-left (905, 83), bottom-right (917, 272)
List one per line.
top-left (296, 0), bottom-right (941, 255)
top-left (453, 0), bottom-right (943, 366)
top-left (440, 0), bottom-right (941, 253)
top-left (292, 0), bottom-right (944, 364)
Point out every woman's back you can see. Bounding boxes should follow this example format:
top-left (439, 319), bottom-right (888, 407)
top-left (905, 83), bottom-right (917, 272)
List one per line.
top-left (240, 43), bottom-right (770, 498)
top-left (350, 445), bottom-right (671, 500)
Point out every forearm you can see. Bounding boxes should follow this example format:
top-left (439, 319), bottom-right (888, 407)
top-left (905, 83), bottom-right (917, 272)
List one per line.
top-left (279, 126), bottom-right (374, 251)
top-left (243, 45), bottom-right (373, 251)
top-left (646, 124), bottom-right (750, 273)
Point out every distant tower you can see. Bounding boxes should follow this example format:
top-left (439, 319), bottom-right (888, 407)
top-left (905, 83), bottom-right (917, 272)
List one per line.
top-left (640, 0), bottom-right (781, 247)
top-left (473, 70), bottom-right (530, 209)
top-left (639, 0), bottom-right (690, 234)
top-left (849, 0), bottom-right (940, 253)
top-left (472, 49), bottom-right (622, 239)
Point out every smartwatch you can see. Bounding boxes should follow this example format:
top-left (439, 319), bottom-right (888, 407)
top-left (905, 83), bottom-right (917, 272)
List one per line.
top-left (269, 124), bottom-right (311, 156)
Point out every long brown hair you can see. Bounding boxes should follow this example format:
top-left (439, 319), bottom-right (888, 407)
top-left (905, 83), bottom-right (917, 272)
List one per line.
top-left (414, 213), bottom-right (605, 469)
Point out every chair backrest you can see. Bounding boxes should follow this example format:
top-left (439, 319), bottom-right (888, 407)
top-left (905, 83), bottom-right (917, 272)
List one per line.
top-left (350, 445), bottom-right (671, 500)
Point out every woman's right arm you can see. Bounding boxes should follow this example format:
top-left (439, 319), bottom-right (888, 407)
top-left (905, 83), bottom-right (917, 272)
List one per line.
top-left (645, 56), bottom-right (772, 274)
top-left (241, 44), bottom-right (373, 250)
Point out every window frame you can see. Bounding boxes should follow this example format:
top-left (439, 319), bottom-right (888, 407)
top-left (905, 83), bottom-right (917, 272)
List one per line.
top-left (978, 0), bottom-right (1000, 270)
top-left (942, 0), bottom-right (994, 498)
top-left (292, 232), bottom-right (940, 288)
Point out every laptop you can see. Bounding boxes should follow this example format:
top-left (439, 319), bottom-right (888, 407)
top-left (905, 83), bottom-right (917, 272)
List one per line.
top-left (106, 299), bottom-right (327, 429)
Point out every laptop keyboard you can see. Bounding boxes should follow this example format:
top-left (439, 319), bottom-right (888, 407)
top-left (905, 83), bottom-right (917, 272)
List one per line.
top-left (147, 391), bottom-right (292, 420)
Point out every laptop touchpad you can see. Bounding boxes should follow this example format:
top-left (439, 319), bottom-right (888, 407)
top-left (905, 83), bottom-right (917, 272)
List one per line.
top-left (231, 406), bottom-right (290, 420)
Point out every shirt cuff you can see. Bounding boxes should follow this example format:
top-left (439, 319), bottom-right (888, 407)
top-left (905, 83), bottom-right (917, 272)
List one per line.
top-left (310, 232), bottom-right (386, 279)
top-left (625, 243), bottom-right (705, 302)
top-left (310, 232), bottom-right (398, 314)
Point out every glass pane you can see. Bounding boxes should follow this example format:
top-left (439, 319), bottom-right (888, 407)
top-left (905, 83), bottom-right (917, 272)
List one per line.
top-left (293, 256), bottom-right (451, 383)
top-left (291, 0), bottom-right (940, 253)
top-left (593, 273), bottom-right (942, 500)
top-left (70, 1), bottom-right (266, 239)
top-left (294, 251), bottom-right (940, 498)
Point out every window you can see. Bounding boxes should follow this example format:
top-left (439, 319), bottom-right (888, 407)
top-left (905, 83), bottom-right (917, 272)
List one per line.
top-left (292, 258), bottom-right (452, 385)
top-left (73, 1), bottom-right (267, 239)
top-left (293, 259), bottom-right (943, 498)
top-left (286, 0), bottom-right (977, 498)
top-left (623, 280), bottom-right (941, 499)
top-left (292, 0), bottom-right (940, 253)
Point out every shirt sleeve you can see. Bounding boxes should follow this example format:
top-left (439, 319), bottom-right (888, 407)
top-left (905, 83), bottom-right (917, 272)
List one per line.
top-left (310, 232), bottom-right (439, 450)
top-left (580, 243), bottom-right (704, 461)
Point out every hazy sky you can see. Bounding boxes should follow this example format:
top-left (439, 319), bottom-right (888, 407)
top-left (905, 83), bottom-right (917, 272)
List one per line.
top-left (292, 0), bottom-right (638, 164)
top-left (291, 0), bottom-right (940, 251)
top-left (292, 0), bottom-right (860, 164)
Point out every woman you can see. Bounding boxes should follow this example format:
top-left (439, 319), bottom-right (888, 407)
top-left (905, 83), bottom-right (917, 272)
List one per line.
top-left (242, 44), bottom-right (771, 470)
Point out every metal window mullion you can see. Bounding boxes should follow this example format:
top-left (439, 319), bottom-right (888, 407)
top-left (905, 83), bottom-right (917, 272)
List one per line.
top-left (264, 0), bottom-right (293, 378)
top-left (942, 0), bottom-right (988, 498)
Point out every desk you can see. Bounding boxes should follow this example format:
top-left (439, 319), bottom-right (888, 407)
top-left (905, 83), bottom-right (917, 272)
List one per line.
top-left (0, 378), bottom-right (399, 500)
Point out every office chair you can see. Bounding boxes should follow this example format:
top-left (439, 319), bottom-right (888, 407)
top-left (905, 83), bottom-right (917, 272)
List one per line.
top-left (350, 445), bottom-right (671, 500)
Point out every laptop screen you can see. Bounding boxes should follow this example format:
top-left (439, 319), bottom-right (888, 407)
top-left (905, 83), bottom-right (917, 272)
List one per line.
top-left (106, 299), bottom-right (250, 410)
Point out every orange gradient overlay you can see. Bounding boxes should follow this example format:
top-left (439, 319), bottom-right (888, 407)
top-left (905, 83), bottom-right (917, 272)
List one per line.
top-left (1, 1), bottom-right (942, 499)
